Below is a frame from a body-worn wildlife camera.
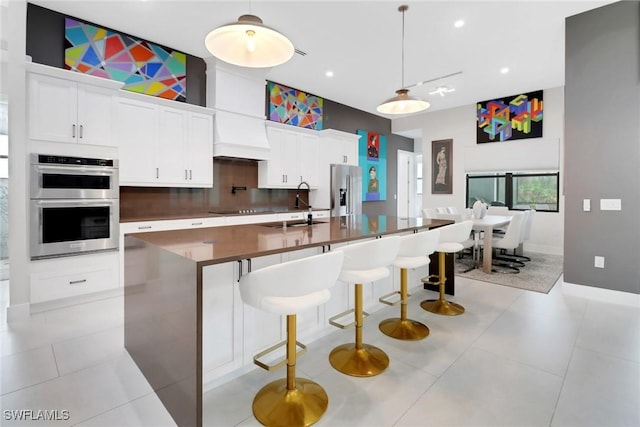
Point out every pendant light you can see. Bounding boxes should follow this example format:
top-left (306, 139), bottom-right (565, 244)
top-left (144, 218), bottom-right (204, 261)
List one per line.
top-left (377, 5), bottom-right (430, 114)
top-left (205, 13), bottom-right (294, 68)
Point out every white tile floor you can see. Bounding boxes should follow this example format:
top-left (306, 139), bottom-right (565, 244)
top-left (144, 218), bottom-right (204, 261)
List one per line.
top-left (1, 275), bottom-right (639, 427)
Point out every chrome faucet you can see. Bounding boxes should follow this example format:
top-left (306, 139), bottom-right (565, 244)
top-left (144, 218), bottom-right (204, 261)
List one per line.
top-left (296, 181), bottom-right (313, 225)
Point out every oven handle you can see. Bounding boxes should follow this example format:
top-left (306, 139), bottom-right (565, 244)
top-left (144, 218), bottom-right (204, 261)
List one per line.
top-left (32, 164), bottom-right (117, 176)
top-left (32, 199), bottom-right (117, 208)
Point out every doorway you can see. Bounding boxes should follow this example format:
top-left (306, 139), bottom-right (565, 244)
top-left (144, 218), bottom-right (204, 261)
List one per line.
top-left (396, 150), bottom-right (421, 218)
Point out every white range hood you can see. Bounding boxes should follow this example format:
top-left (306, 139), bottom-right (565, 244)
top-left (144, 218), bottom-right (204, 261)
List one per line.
top-left (213, 110), bottom-right (270, 160)
top-left (207, 60), bottom-right (271, 160)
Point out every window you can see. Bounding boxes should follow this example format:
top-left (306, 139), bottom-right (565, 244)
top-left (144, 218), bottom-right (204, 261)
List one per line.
top-left (466, 172), bottom-right (559, 212)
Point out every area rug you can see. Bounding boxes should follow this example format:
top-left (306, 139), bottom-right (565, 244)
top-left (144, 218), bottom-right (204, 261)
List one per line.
top-left (455, 252), bottom-right (563, 294)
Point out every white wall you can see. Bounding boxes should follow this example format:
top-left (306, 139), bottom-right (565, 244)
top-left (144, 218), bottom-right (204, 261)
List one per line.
top-left (393, 87), bottom-right (565, 255)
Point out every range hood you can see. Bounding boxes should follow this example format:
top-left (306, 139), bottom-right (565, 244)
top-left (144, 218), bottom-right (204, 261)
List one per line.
top-left (208, 60), bottom-right (271, 160)
top-left (213, 110), bottom-right (270, 160)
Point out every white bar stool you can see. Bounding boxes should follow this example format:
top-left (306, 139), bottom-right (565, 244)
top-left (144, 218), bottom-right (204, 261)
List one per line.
top-left (239, 250), bottom-right (344, 427)
top-left (421, 221), bottom-right (473, 316)
top-left (328, 236), bottom-right (401, 377)
top-left (378, 229), bottom-right (440, 340)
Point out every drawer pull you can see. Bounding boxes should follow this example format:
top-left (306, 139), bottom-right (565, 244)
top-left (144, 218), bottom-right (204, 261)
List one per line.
top-left (138, 226), bottom-right (153, 230)
top-left (69, 279), bottom-right (87, 285)
top-left (191, 222), bottom-right (203, 226)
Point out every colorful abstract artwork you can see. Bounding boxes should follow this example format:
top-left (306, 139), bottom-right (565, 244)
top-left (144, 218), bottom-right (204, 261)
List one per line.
top-left (357, 130), bottom-right (387, 202)
top-left (268, 82), bottom-right (323, 130)
top-left (476, 90), bottom-right (543, 143)
top-left (65, 18), bottom-right (187, 101)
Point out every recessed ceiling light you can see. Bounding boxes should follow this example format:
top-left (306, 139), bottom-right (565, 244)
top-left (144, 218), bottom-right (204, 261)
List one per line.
top-left (325, 70), bottom-right (334, 78)
top-left (454, 20), bottom-right (465, 28)
top-left (500, 67), bottom-right (510, 74)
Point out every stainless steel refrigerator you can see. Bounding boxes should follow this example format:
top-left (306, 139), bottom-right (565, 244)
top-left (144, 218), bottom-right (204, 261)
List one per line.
top-left (330, 164), bottom-right (362, 216)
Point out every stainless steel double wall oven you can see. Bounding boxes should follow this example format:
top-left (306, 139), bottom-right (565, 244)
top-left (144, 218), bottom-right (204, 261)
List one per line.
top-left (30, 154), bottom-right (119, 259)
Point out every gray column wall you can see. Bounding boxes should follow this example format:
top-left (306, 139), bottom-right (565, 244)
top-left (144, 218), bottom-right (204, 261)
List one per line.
top-left (564, 1), bottom-right (640, 294)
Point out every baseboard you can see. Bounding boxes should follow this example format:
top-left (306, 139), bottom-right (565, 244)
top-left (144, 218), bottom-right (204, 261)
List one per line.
top-left (561, 280), bottom-right (640, 307)
top-left (6, 302), bottom-right (30, 322)
top-left (524, 243), bottom-right (563, 256)
top-left (29, 287), bottom-right (124, 314)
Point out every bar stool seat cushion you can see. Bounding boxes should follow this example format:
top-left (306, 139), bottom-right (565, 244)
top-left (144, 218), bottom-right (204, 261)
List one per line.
top-left (436, 241), bottom-right (465, 253)
top-left (260, 290), bottom-right (331, 315)
top-left (239, 251), bottom-right (344, 316)
top-left (337, 236), bottom-right (401, 284)
top-left (393, 229), bottom-right (440, 269)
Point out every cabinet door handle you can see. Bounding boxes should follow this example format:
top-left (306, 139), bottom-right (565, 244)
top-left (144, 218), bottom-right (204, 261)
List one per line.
top-left (191, 222), bottom-right (203, 226)
top-left (185, 169), bottom-right (188, 180)
top-left (79, 124), bottom-right (83, 139)
top-left (189, 169), bottom-right (192, 180)
top-left (72, 124), bottom-right (76, 138)
top-left (69, 279), bottom-right (87, 285)
top-left (138, 226), bottom-right (152, 230)
top-left (156, 168), bottom-right (159, 179)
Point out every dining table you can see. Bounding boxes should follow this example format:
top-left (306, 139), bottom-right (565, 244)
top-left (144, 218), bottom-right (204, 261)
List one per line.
top-left (472, 215), bottom-right (512, 273)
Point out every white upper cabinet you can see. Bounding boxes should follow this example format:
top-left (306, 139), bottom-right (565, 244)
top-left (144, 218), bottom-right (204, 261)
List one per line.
top-left (321, 129), bottom-right (360, 166)
top-left (27, 64), bottom-right (122, 146)
top-left (186, 112), bottom-right (214, 186)
top-left (117, 98), bottom-right (158, 184)
top-left (258, 122), bottom-right (319, 189)
top-left (116, 94), bottom-right (214, 187)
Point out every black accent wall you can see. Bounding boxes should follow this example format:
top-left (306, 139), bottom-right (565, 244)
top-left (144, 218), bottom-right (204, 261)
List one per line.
top-left (27, 2), bottom-right (414, 217)
top-left (323, 99), bottom-right (414, 216)
top-left (25, 3), bottom-right (206, 106)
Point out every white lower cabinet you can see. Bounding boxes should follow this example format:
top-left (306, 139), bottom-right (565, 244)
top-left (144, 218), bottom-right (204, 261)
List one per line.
top-left (30, 251), bottom-right (119, 305)
top-left (241, 254), bottom-right (285, 366)
top-left (202, 261), bottom-right (243, 383)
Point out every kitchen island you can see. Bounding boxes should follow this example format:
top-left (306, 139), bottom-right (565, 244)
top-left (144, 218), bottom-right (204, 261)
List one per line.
top-left (124, 215), bottom-right (452, 427)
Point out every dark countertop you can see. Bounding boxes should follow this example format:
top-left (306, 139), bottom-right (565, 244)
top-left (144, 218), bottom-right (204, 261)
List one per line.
top-left (126, 215), bottom-right (452, 266)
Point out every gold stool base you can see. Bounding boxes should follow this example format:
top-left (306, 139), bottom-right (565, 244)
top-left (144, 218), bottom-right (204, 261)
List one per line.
top-left (329, 343), bottom-right (389, 377)
top-left (420, 298), bottom-right (465, 316)
top-left (253, 378), bottom-right (328, 427)
top-left (378, 318), bottom-right (430, 341)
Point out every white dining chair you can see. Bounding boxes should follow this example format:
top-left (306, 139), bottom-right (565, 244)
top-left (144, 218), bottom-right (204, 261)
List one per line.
top-left (483, 212), bottom-right (526, 273)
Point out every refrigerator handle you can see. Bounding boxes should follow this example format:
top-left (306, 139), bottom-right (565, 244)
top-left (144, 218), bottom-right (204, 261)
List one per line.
top-left (346, 174), bottom-right (350, 215)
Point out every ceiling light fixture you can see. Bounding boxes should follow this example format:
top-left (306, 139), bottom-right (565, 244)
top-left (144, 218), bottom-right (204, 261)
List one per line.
top-left (454, 20), bottom-right (465, 28)
top-left (500, 67), bottom-right (510, 74)
top-left (205, 13), bottom-right (294, 68)
top-left (377, 5), bottom-right (430, 115)
top-left (429, 86), bottom-right (456, 97)
top-left (325, 70), bottom-right (334, 78)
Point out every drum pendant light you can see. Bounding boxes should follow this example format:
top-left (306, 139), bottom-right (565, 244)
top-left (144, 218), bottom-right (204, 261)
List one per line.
top-left (377, 5), bottom-right (430, 114)
top-left (205, 13), bottom-right (294, 68)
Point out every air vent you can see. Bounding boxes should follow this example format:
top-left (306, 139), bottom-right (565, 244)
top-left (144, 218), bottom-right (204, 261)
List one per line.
top-left (295, 48), bottom-right (307, 56)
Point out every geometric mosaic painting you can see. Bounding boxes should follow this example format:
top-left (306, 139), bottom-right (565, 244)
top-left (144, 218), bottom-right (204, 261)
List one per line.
top-left (476, 90), bottom-right (543, 143)
top-left (268, 81), bottom-right (323, 130)
top-left (65, 18), bottom-right (187, 102)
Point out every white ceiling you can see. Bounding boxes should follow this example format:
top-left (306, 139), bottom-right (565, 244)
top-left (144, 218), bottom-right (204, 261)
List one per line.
top-left (31, 0), bottom-right (614, 118)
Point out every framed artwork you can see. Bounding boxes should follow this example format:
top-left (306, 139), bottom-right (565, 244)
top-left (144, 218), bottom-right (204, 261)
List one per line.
top-left (357, 130), bottom-right (387, 201)
top-left (432, 139), bottom-right (452, 194)
top-left (476, 90), bottom-right (543, 143)
top-left (268, 82), bottom-right (323, 130)
top-left (65, 17), bottom-right (187, 101)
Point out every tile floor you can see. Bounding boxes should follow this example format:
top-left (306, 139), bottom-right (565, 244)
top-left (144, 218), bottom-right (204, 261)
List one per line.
top-left (1, 275), bottom-right (638, 427)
